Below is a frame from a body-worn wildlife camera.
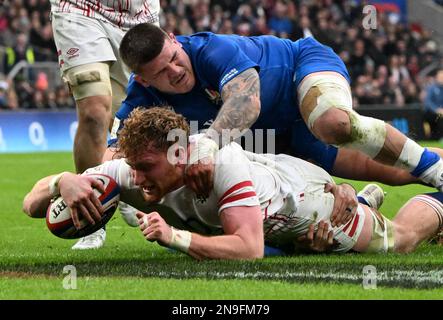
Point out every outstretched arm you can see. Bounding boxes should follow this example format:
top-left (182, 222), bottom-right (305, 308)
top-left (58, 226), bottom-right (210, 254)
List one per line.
top-left (23, 175), bottom-right (57, 218)
top-left (137, 205), bottom-right (264, 260)
top-left (23, 173), bottom-right (104, 228)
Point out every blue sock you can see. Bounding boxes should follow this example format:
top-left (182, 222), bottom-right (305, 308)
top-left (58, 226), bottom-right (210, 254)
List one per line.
top-left (410, 148), bottom-right (440, 177)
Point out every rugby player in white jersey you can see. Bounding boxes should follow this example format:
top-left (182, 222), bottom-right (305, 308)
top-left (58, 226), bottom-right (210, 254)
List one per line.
top-left (50, 0), bottom-right (160, 249)
top-left (23, 108), bottom-right (443, 258)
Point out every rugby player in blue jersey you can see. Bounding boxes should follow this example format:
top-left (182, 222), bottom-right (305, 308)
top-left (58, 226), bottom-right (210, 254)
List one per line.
top-left (113, 74), bottom-right (438, 188)
top-left (116, 23), bottom-right (443, 193)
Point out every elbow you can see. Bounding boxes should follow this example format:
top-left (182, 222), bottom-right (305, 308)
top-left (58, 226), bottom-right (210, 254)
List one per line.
top-left (251, 250), bottom-right (264, 260)
top-left (22, 196), bottom-right (34, 217)
top-left (241, 251), bottom-right (263, 260)
top-left (254, 241), bottom-right (265, 259)
top-left (22, 194), bottom-right (43, 218)
top-left (243, 241), bottom-right (264, 260)
top-left (241, 224), bottom-right (264, 260)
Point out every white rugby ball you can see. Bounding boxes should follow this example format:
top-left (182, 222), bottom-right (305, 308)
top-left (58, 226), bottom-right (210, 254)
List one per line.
top-left (46, 174), bottom-right (120, 239)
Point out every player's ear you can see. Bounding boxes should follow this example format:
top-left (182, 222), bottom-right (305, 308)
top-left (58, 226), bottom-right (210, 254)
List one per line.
top-left (134, 75), bottom-right (150, 87)
top-left (168, 33), bottom-right (182, 47)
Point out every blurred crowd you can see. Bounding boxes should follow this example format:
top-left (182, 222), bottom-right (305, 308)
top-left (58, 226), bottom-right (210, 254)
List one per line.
top-left (158, 0), bottom-right (443, 108)
top-left (0, 0), bottom-right (74, 110)
top-left (0, 0), bottom-right (442, 111)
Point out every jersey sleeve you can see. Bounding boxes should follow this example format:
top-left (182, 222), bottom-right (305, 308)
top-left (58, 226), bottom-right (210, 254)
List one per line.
top-left (213, 143), bottom-right (260, 214)
top-left (194, 35), bottom-right (259, 93)
top-left (83, 159), bottom-right (134, 190)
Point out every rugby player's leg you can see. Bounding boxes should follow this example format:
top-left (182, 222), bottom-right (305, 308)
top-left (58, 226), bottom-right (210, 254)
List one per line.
top-left (299, 71), bottom-right (443, 192)
top-left (64, 62), bottom-right (113, 173)
top-left (345, 204), bottom-right (393, 253)
top-left (70, 72), bottom-right (128, 249)
top-left (390, 193), bottom-right (443, 253)
top-left (66, 62), bottom-right (113, 250)
top-left (350, 193), bottom-right (443, 253)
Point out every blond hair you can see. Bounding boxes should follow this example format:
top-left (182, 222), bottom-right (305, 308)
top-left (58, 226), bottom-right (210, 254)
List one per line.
top-left (118, 107), bottom-right (190, 159)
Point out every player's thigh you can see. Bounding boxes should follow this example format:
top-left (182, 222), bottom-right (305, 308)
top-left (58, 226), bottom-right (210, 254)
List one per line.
top-left (64, 63), bottom-right (113, 109)
top-left (392, 194), bottom-right (442, 252)
top-left (98, 19), bottom-right (131, 106)
top-left (52, 13), bottom-right (115, 110)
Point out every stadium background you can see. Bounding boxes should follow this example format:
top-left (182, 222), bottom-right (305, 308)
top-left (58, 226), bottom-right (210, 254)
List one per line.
top-left (1, 0), bottom-right (443, 300)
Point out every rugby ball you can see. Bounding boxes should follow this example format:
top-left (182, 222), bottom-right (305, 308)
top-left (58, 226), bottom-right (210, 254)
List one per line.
top-left (46, 174), bottom-right (120, 239)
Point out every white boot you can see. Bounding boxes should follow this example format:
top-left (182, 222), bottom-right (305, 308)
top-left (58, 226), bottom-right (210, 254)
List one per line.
top-left (71, 228), bottom-right (106, 250)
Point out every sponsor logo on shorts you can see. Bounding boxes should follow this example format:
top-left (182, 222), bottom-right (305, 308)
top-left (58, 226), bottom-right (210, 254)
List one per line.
top-left (66, 47), bottom-right (80, 60)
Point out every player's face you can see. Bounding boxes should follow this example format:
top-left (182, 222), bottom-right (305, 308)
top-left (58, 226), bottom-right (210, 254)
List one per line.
top-left (137, 35), bottom-right (195, 94)
top-left (127, 148), bottom-right (184, 203)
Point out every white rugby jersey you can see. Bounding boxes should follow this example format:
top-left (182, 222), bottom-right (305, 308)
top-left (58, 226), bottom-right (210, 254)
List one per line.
top-left (86, 143), bottom-right (306, 227)
top-left (159, 143), bottom-right (307, 229)
top-left (86, 144), bottom-right (361, 251)
top-left (50, 0), bottom-right (160, 29)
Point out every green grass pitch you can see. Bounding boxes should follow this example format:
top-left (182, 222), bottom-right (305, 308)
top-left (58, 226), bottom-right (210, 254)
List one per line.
top-left (1, 147), bottom-right (443, 300)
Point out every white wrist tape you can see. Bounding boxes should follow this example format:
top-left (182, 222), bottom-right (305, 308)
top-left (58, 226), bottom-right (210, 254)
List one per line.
top-left (48, 172), bottom-right (69, 198)
top-left (169, 227), bottom-right (192, 253)
top-left (189, 135), bottom-right (219, 164)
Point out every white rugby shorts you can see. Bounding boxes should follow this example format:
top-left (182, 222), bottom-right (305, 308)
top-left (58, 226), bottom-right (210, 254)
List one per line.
top-left (263, 154), bottom-right (365, 253)
top-left (51, 12), bottom-right (130, 88)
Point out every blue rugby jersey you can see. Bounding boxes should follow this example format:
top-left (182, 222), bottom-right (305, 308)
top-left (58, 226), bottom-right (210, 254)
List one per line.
top-left (112, 33), bottom-right (347, 171)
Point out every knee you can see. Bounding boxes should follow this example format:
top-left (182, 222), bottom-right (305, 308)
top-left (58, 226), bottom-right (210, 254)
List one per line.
top-left (312, 108), bottom-right (352, 145)
top-left (317, 110), bottom-right (386, 159)
top-left (77, 96), bottom-right (112, 127)
top-left (64, 63), bottom-right (113, 130)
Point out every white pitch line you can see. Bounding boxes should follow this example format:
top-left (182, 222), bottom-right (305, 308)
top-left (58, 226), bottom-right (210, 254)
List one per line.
top-left (150, 269), bottom-right (443, 286)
